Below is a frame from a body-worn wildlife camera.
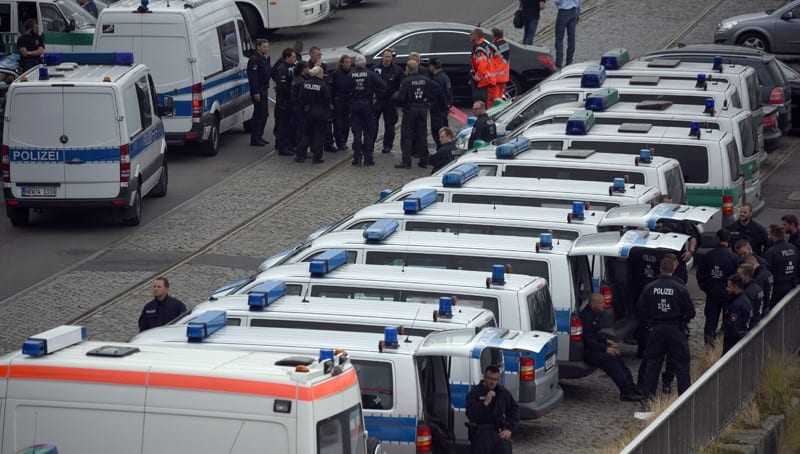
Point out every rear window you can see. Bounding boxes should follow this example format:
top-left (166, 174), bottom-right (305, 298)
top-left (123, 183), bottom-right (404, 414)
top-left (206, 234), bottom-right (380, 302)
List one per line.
top-left (316, 404), bottom-right (365, 454)
top-left (63, 91), bottom-right (119, 147)
top-left (766, 59), bottom-right (787, 87)
top-left (664, 165), bottom-right (686, 204)
top-left (351, 361), bottom-right (394, 411)
top-left (569, 256), bottom-right (592, 311)
top-left (311, 285), bottom-right (400, 301)
top-left (451, 193), bottom-right (620, 211)
top-left (403, 292), bottom-right (500, 323)
top-left (365, 251), bottom-right (550, 280)
top-left (745, 73), bottom-right (760, 112)
top-left (405, 221), bottom-right (580, 241)
top-left (527, 286), bottom-right (555, 332)
top-left (738, 116), bottom-right (757, 158)
top-left (504, 165), bottom-right (646, 185)
top-left (303, 250), bottom-right (358, 264)
top-left (726, 139), bottom-right (741, 181)
top-left (618, 93), bottom-right (711, 106)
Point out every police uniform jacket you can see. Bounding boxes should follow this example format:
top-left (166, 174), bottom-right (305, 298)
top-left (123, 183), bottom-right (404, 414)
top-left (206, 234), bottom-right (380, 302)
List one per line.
top-left (430, 141), bottom-right (456, 173)
top-left (579, 305), bottom-right (613, 354)
top-left (350, 68), bottom-right (386, 103)
top-left (466, 382), bottom-right (520, 432)
top-left (744, 281), bottom-right (765, 320)
top-left (396, 73), bottom-right (438, 109)
top-left (138, 295), bottom-right (187, 332)
top-left (431, 70), bottom-right (453, 111)
top-left (789, 231), bottom-right (800, 250)
top-left (636, 274), bottom-right (695, 326)
top-left (723, 293), bottom-right (752, 339)
top-left (753, 261), bottom-right (774, 304)
top-left (247, 53), bottom-right (271, 97)
top-left (696, 245), bottom-right (740, 301)
top-left (468, 113), bottom-right (497, 149)
top-left (764, 240), bottom-right (799, 286)
top-left (330, 68), bottom-right (354, 102)
top-left (374, 63), bottom-right (403, 101)
top-left (271, 59), bottom-right (294, 103)
top-left (16, 32), bottom-right (44, 69)
top-left (301, 75), bottom-right (333, 115)
top-left (729, 220), bottom-right (769, 255)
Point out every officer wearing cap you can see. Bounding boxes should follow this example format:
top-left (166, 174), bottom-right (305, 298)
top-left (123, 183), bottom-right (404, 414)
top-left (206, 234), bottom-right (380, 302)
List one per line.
top-left (138, 277), bottom-right (187, 332)
top-left (429, 58), bottom-right (452, 148)
top-left (374, 49), bottom-right (403, 154)
top-left (468, 100), bottom-right (497, 150)
top-left (722, 274), bottom-right (752, 354)
top-left (637, 254), bottom-right (695, 398)
top-left (466, 365), bottom-right (519, 454)
top-left (764, 224), bottom-right (799, 306)
top-left (349, 54), bottom-right (385, 167)
top-left (247, 39), bottom-right (271, 147)
top-left (271, 48), bottom-right (298, 156)
top-left (295, 65), bottom-right (332, 164)
top-left (696, 229), bottom-right (739, 347)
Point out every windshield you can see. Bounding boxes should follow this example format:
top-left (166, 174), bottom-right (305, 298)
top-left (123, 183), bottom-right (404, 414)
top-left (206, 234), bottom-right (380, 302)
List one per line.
top-left (56, 0), bottom-right (96, 29)
top-left (317, 404), bottom-right (366, 454)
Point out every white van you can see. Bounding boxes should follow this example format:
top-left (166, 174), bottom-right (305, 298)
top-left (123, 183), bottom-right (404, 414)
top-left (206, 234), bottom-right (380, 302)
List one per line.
top-left (0, 0), bottom-right (96, 54)
top-left (0, 325), bottom-right (376, 454)
top-left (234, 0), bottom-right (329, 36)
top-left (94, 0), bottom-right (254, 155)
top-left (133, 324), bottom-right (548, 453)
top-left (2, 52), bottom-right (169, 226)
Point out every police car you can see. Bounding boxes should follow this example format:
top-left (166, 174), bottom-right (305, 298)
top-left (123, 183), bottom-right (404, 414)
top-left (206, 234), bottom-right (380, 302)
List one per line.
top-left (0, 325), bottom-right (377, 454)
top-left (132, 323), bottom-right (550, 453)
top-left (2, 53), bottom-right (169, 226)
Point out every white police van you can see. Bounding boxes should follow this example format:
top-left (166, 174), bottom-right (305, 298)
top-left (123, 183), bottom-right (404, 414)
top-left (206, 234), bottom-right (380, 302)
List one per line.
top-left (177, 292), bottom-right (563, 421)
top-left (132, 323), bottom-right (548, 453)
top-left (439, 143), bottom-right (686, 204)
top-left (94, 0), bottom-right (254, 155)
top-left (2, 53), bottom-right (169, 226)
top-left (0, 325), bottom-right (377, 454)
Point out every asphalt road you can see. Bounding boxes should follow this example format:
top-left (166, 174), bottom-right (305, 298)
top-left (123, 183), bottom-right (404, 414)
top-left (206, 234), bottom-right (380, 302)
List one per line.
top-left (0, 0), bottom-right (502, 301)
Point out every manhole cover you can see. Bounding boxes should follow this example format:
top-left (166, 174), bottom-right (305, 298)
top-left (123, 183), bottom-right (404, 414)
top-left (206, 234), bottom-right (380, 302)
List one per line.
top-left (788, 191), bottom-right (800, 201)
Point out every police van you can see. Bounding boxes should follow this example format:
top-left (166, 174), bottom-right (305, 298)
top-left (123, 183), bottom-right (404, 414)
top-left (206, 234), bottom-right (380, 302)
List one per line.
top-left (132, 323), bottom-right (550, 453)
top-left (94, 0), bottom-right (254, 156)
top-left (439, 144), bottom-right (686, 204)
top-left (2, 53), bottom-right (169, 226)
top-left (0, 0), bottom-right (96, 53)
top-left (0, 325), bottom-right (377, 454)
top-left (176, 292), bottom-right (563, 421)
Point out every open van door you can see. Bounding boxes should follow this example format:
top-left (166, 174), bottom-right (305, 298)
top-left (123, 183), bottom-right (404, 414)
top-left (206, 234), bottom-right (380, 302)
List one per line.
top-left (599, 203), bottom-right (720, 245)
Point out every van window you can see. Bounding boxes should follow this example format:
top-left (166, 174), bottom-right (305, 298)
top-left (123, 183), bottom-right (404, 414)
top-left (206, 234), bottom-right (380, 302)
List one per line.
top-left (124, 84), bottom-right (142, 137)
top-left (317, 404), bottom-right (365, 454)
top-left (225, 317), bottom-right (241, 326)
top-left (664, 165), bottom-right (686, 204)
top-left (396, 192), bottom-right (445, 202)
top-left (450, 193), bottom-right (620, 211)
top-left (352, 361), bottom-right (394, 411)
top-left (730, 89), bottom-right (741, 109)
top-left (303, 250), bottom-right (358, 264)
top-left (217, 22), bottom-right (239, 72)
top-left (135, 77), bottom-right (153, 130)
top-left (569, 256), bottom-right (592, 311)
top-left (0, 4), bottom-right (10, 32)
top-left (504, 165), bottom-right (646, 185)
top-left (618, 93), bottom-right (710, 106)
top-left (250, 319), bottom-right (433, 337)
top-left (311, 285), bottom-right (400, 301)
top-left (508, 93), bottom-right (579, 129)
top-left (347, 220), bottom-right (377, 230)
top-left (40, 3), bottom-right (67, 32)
top-left (738, 117), bottom-right (756, 158)
top-left (528, 287), bottom-right (555, 332)
top-left (405, 221), bottom-right (580, 241)
top-left (236, 19), bottom-right (254, 55)
top-left (726, 139), bottom-right (741, 180)
top-left (365, 251), bottom-right (550, 280)
top-left (478, 165), bottom-right (498, 176)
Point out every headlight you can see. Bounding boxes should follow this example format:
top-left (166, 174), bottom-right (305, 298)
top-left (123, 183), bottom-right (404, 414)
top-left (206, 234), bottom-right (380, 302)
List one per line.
top-left (717, 21), bottom-right (738, 31)
top-left (456, 128), bottom-right (471, 151)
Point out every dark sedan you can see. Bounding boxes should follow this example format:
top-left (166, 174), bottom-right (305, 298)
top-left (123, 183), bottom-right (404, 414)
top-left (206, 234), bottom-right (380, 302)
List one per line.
top-left (312, 22), bottom-right (555, 104)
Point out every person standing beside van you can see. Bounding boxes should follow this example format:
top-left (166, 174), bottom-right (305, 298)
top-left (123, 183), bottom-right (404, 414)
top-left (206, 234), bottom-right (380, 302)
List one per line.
top-left (247, 39), bottom-right (271, 147)
top-left (467, 365), bottom-right (519, 454)
top-left (138, 277), bottom-right (187, 332)
top-left (16, 19), bottom-right (44, 72)
top-left (271, 48), bottom-right (297, 156)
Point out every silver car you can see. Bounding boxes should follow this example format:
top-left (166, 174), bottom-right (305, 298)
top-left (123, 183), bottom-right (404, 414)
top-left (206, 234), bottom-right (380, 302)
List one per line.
top-left (715, 0), bottom-right (800, 54)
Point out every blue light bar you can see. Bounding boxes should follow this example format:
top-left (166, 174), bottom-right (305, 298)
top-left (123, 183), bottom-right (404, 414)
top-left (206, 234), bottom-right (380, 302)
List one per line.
top-left (584, 88), bottom-right (620, 112)
top-left (495, 137), bottom-right (530, 159)
top-left (43, 52), bottom-right (135, 67)
top-left (637, 148), bottom-right (653, 164)
top-left (248, 280), bottom-right (287, 311)
top-left (309, 249), bottom-right (348, 276)
top-left (491, 264), bottom-right (505, 284)
top-left (22, 339), bottom-right (46, 357)
top-left (319, 348), bottom-right (335, 362)
top-left (403, 188), bottom-right (438, 214)
top-left (38, 66), bottom-right (48, 80)
top-left (689, 121), bottom-right (701, 138)
top-left (378, 188), bottom-right (392, 201)
top-left (187, 310), bottom-right (226, 342)
top-left (442, 163), bottom-right (479, 187)
top-left (438, 297), bottom-right (453, 319)
top-left (713, 56), bottom-right (723, 72)
top-left (612, 177), bottom-right (626, 193)
top-left (696, 73), bottom-right (707, 89)
top-left (384, 326), bottom-right (399, 349)
top-left (571, 201), bottom-right (585, 220)
top-left (566, 110), bottom-right (595, 135)
top-left (538, 233), bottom-right (553, 251)
top-left (580, 64), bottom-right (606, 88)
top-left (363, 219), bottom-right (399, 242)
top-left (600, 48), bottom-right (630, 70)
top-left (22, 325), bottom-right (87, 357)
top-left (467, 116), bottom-right (477, 127)
top-left (704, 98), bottom-right (715, 115)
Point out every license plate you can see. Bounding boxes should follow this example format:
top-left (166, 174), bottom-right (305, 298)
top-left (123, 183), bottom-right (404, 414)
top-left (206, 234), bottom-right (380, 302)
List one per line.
top-left (545, 354), bottom-right (555, 372)
top-left (21, 185), bottom-right (57, 197)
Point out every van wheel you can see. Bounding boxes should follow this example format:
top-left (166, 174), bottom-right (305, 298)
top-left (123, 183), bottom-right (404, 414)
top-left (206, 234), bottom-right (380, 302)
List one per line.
top-left (7, 207), bottom-right (30, 227)
top-left (150, 158), bottom-right (168, 198)
top-left (121, 187), bottom-right (142, 226)
top-left (200, 119), bottom-right (220, 157)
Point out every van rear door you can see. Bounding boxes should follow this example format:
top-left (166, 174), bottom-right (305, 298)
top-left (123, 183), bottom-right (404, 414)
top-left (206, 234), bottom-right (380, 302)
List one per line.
top-left (599, 203), bottom-right (719, 232)
top-left (6, 86), bottom-right (66, 200)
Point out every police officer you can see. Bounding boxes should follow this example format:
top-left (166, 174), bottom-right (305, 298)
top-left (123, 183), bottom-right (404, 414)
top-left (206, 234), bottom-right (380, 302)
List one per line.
top-left (580, 294), bottom-right (644, 401)
top-left (722, 274), bottom-right (752, 354)
top-left (728, 203), bottom-right (769, 256)
top-left (295, 65), bottom-right (332, 164)
top-left (290, 60), bottom-right (308, 156)
top-left (696, 229), bottom-right (739, 346)
top-left (308, 46), bottom-right (337, 153)
top-left (247, 39), bottom-right (271, 147)
top-left (466, 365), bottom-right (519, 454)
top-left (743, 253), bottom-right (774, 314)
top-left (271, 48), bottom-right (297, 156)
top-left (374, 49), bottom-right (403, 154)
top-left (395, 60), bottom-right (438, 169)
top-left (349, 55), bottom-right (386, 167)
top-left (430, 127), bottom-right (457, 173)
top-left (782, 214), bottom-right (800, 249)
top-left (331, 55), bottom-right (354, 151)
top-left (637, 254), bottom-right (695, 398)
top-left (764, 224), bottom-right (799, 306)
top-left (737, 263), bottom-right (765, 324)
top-left (468, 100), bottom-right (497, 150)
top-left (138, 277), bottom-right (187, 332)
top-left (429, 58), bottom-right (452, 148)
top-left (16, 19), bottom-right (44, 72)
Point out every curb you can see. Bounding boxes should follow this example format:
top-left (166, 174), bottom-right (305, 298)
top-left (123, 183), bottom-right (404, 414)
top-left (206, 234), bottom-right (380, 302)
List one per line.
top-left (715, 398), bottom-right (798, 453)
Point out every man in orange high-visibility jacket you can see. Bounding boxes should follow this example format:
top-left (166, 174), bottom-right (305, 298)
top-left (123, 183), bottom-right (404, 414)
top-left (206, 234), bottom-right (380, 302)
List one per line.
top-left (490, 28), bottom-right (511, 105)
top-left (470, 29), bottom-right (495, 104)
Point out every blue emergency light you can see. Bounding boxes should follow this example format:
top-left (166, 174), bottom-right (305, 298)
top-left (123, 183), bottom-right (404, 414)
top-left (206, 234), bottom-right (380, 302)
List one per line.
top-left (704, 98), bottom-right (715, 115)
top-left (309, 249), bottom-right (348, 276)
top-left (600, 48), bottom-right (630, 70)
top-left (566, 110), bottom-right (595, 135)
top-left (378, 188), bottom-right (393, 201)
top-left (22, 325), bottom-right (87, 357)
top-left (611, 177), bottom-right (626, 193)
top-left (491, 264), bottom-right (506, 284)
top-left (467, 116), bottom-right (477, 127)
top-left (495, 137), bottom-right (530, 159)
top-left (38, 66), bottom-right (48, 80)
top-left (319, 348), bottom-right (335, 363)
top-left (636, 148), bottom-right (653, 165)
top-left (689, 121), bottom-right (701, 138)
top-left (571, 201), bottom-right (585, 220)
top-left (584, 88), bottom-right (620, 112)
top-left (248, 280), bottom-right (287, 311)
top-left (363, 219), bottom-right (399, 242)
top-left (187, 310), bottom-right (227, 342)
top-left (580, 64), bottom-right (606, 88)
top-left (696, 73), bottom-right (707, 89)
top-left (437, 297), bottom-right (454, 319)
top-left (403, 188), bottom-right (438, 214)
top-left (442, 163), bottom-right (479, 187)
top-left (537, 233), bottom-right (553, 252)
top-left (383, 326), bottom-right (399, 349)
top-left (713, 56), bottom-right (723, 72)
top-left (43, 53), bottom-right (135, 67)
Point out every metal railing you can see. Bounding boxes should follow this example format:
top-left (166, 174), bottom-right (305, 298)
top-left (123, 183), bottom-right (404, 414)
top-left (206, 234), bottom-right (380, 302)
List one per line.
top-left (621, 286), bottom-right (800, 454)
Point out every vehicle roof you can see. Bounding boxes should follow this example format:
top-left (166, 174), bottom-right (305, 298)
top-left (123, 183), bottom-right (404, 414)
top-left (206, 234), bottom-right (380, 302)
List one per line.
top-left (18, 63), bottom-right (141, 85)
top-left (104, 0), bottom-right (231, 15)
top-left (463, 147), bottom-right (677, 168)
top-left (401, 175), bottom-right (658, 198)
top-left (381, 21), bottom-right (477, 33)
top-left (644, 44), bottom-right (774, 61)
top-left (559, 60), bottom-right (750, 77)
top-left (519, 122), bottom-right (728, 143)
top-left (539, 100), bottom-right (735, 120)
top-left (540, 75), bottom-right (735, 93)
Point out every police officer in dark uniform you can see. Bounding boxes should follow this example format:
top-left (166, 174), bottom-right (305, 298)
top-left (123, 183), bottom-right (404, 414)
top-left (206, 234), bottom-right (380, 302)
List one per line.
top-left (308, 46), bottom-right (337, 153)
top-left (349, 55), bottom-right (385, 167)
top-left (728, 203), bottom-right (769, 256)
top-left (374, 49), bottom-right (403, 154)
top-left (764, 224), bottom-right (799, 306)
top-left (743, 253), bottom-right (774, 315)
top-left (295, 65), bottom-right (332, 164)
top-left (737, 263), bottom-right (764, 324)
top-left (330, 55), bottom-right (354, 151)
top-left (247, 39), bottom-right (271, 147)
top-left (466, 365), bottom-right (519, 454)
top-left (782, 214), bottom-right (800, 249)
top-left (395, 60), bottom-right (439, 169)
top-left (468, 100), bottom-right (497, 149)
top-left (429, 58), bottom-right (452, 148)
top-left (430, 127), bottom-right (457, 173)
top-left (722, 274), bottom-right (752, 354)
top-left (637, 254), bottom-right (696, 398)
top-left (138, 277), bottom-right (187, 332)
top-left (290, 60), bottom-right (308, 156)
top-left (271, 48), bottom-right (297, 156)
top-left (696, 229), bottom-right (739, 346)
top-left (16, 19), bottom-right (44, 72)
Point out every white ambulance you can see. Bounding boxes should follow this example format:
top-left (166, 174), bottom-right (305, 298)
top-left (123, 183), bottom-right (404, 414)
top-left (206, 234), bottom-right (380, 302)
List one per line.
top-left (2, 52), bottom-right (169, 226)
top-left (0, 325), bottom-right (378, 454)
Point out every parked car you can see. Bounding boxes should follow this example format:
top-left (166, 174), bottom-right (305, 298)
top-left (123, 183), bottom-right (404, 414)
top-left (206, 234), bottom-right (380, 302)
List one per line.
top-left (777, 59), bottom-right (800, 131)
top-left (714, 0), bottom-right (800, 54)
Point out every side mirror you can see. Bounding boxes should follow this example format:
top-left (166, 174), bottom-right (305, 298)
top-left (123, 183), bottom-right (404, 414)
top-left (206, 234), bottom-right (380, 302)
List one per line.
top-left (158, 96), bottom-right (175, 117)
top-left (782, 10), bottom-right (794, 20)
top-left (65, 19), bottom-right (76, 32)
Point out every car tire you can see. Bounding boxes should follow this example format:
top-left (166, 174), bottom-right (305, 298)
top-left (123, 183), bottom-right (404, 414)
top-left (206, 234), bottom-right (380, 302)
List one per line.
top-left (200, 117), bottom-right (220, 157)
top-left (504, 74), bottom-right (522, 100)
top-left (7, 207), bottom-right (30, 227)
top-left (149, 158), bottom-right (168, 198)
top-left (121, 185), bottom-right (143, 227)
top-left (737, 32), bottom-right (770, 53)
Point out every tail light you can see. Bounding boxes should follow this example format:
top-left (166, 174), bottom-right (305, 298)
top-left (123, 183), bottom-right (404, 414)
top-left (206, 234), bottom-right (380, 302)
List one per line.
top-left (416, 424), bottom-right (432, 453)
top-left (119, 144), bottom-right (130, 187)
top-left (538, 54), bottom-right (556, 72)
top-left (191, 82), bottom-right (203, 122)
top-left (722, 194), bottom-right (734, 217)
top-left (601, 285), bottom-right (613, 309)
top-left (762, 113), bottom-right (778, 129)
top-left (520, 357), bottom-right (535, 382)
top-left (569, 313), bottom-right (583, 343)
top-left (769, 87), bottom-right (785, 105)
top-left (1, 144), bottom-right (9, 185)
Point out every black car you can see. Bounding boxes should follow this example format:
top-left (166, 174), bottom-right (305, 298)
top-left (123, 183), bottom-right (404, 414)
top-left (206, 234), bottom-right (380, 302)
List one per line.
top-left (777, 59), bottom-right (800, 132)
top-left (313, 22), bottom-right (555, 104)
top-left (643, 44), bottom-right (796, 133)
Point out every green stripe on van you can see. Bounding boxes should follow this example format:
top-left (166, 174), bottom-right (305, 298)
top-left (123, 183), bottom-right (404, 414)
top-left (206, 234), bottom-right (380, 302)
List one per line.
top-left (686, 186), bottom-right (741, 207)
top-left (43, 32), bottom-right (94, 46)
